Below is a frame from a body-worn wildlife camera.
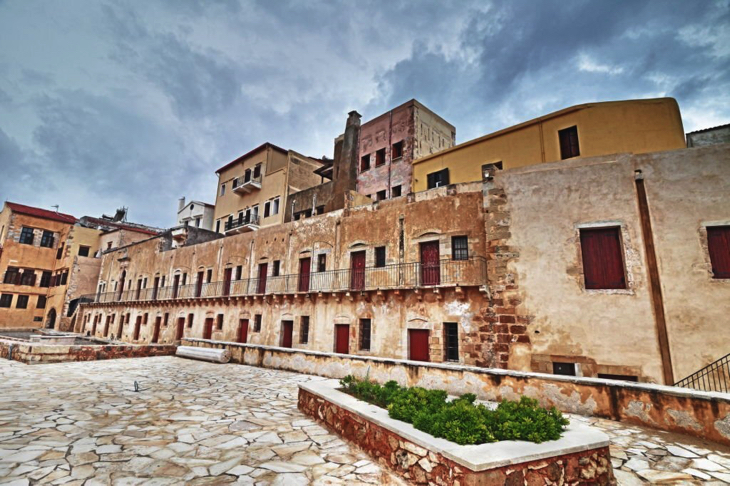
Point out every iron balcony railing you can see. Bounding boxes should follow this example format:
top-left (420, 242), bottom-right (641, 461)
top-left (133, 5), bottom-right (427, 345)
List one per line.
top-left (225, 213), bottom-right (260, 232)
top-left (674, 352), bottom-right (729, 393)
top-left (82, 257), bottom-right (487, 305)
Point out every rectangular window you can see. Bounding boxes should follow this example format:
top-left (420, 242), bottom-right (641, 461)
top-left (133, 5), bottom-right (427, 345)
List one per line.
top-left (235, 265), bottom-right (242, 280)
top-left (360, 154), bottom-right (370, 172)
top-left (232, 177), bottom-right (239, 189)
top-left (579, 227), bottom-right (626, 290)
top-left (559, 126), bottom-right (580, 160)
top-left (444, 322), bottom-right (459, 361)
top-left (187, 313), bottom-right (194, 328)
top-left (377, 190), bottom-right (387, 201)
top-left (215, 220), bottom-right (221, 233)
top-left (300, 316), bottom-right (310, 344)
top-left (553, 362), bottom-right (576, 376)
top-left (272, 198), bottom-right (280, 215)
top-left (244, 169), bottom-right (251, 182)
top-left (20, 270), bottom-right (36, 286)
top-left (182, 273), bottom-right (187, 286)
top-left (707, 226), bottom-right (730, 279)
top-left (78, 246), bottom-right (90, 257)
top-left (427, 168), bottom-right (450, 189)
top-left (19, 227), bottom-right (34, 245)
top-left (16, 295), bottom-right (28, 309)
top-left (216, 314), bottom-right (224, 330)
top-left (317, 254), bottom-right (326, 272)
top-left (375, 148), bottom-right (386, 166)
top-left (452, 236), bottom-right (469, 260)
top-left (392, 185), bottom-right (402, 197)
top-left (272, 260), bottom-right (280, 277)
top-left (40, 230), bottom-right (54, 248)
top-left (264, 201), bottom-right (270, 218)
top-left (392, 141), bottom-right (403, 159)
top-left (0, 294), bottom-right (12, 308)
top-left (164, 313), bottom-right (169, 326)
top-left (220, 183), bottom-right (226, 196)
top-left (206, 269), bottom-right (213, 283)
top-left (375, 246), bottom-right (386, 268)
top-left (253, 164), bottom-right (262, 179)
top-left (359, 318), bottom-right (371, 351)
top-left (36, 295), bottom-right (47, 309)
top-left (3, 267), bottom-right (19, 285)
top-left (254, 314), bottom-right (262, 332)
top-left (56, 243), bottom-right (64, 259)
top-left (60, 271), bottom-right (68, 286)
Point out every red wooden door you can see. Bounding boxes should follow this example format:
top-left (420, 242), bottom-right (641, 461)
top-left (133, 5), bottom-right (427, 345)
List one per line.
top-left (152, 316), bottom-right (161, 343)
top-left (133, 316), bottom-right (142, 341)
top-left (335, 324), bottom-right (350, 354)
top-left (196, 271), bottom-right (204, 297)
top-left (238, 319), bottom-right (249, 344)
top-left (281, 321), bottom-right (293, 348)
top-left (298, 257), bottom-right (311, 292)
top-left (350, 251), bottom-right (366, 290)
top-left (172, 274), bottom-right (180, 299)
top-left (420, 241), bottom-right (441, 286)
top-left (257, 263), bottom-right (268, 294)
top-left (707, 226), bottom-right (730, 278)
top-left (176, 317), bottom-right (185, 340)
top-left (203, 318), bottom-right (214, 340)
top-left (409, 329), bottom-right (430, 362)
top-left (223, 268), bottom-right (232, 296)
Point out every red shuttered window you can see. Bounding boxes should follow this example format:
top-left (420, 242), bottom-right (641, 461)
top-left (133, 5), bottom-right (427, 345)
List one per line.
top-left (707, 226), bottom-right (730, 279)
top-left (580, 227), bottom-right (626, 290)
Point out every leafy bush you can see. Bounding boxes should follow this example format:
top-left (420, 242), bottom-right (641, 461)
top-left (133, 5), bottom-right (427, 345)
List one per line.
top-left (339, 375), bottom-right (569, 445)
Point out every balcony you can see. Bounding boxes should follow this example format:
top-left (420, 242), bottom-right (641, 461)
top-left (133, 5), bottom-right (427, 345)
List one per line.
top-left (81, 257), bottom-right (487, 305)
top-left (225, 214), bottom-right (260, 234)
top-left (232, 175), bottom-right (262, 194)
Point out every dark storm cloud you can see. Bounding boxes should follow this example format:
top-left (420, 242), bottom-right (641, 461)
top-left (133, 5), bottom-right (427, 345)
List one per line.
top-left (0, 0), bottom-right (728, 227)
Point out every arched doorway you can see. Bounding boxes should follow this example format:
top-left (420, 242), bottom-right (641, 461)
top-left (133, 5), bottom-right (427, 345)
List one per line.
top-left (46, 309), bottom-right (57, 329)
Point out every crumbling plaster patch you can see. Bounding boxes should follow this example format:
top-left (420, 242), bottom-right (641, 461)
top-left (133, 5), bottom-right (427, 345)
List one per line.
top-left (666, 409), bottom-right (703, 431)
top-left (715, 414), bottom-right (730, 441)
top-left (624, 400), bottom-right (656, 425)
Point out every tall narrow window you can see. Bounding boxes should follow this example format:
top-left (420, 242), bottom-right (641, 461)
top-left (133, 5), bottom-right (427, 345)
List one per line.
top-left (40, 271), bottom-right (52, 288)
top-left (56, 243), bottom-right (64, 259)
top-left (0, 294), bottom-right (12, 308)
top-left (707, 226), bottom-right (730, 279)
top-left (444, 322), bottom-right (459, 362)
top-left (235, 265), bottom-right (243, 280)
top-left (253, 164), bottom-right (262, 179)
top-left (392, 141), bottom-right (403, 159)
top-left (244, 169), bottom-right (251, 182)
top-left (264, 201), bottom-right (271, 218)
top-left (206, 269), bottom-right (213, 283)
top-left (216, 314), bottom-right (224, 330)
top-left (36, 295), bottom-right (47, 309)
top-left (254, 314), bottom-right (262, 332)
top-left (272, 198), bottom-right (280, 215)
top-left (220, 183), bottom-right (226, 196)
top-left (360, 154), bottom-right (370, 172)
top-left (40, 230), bottom-right (54, 248)
top-left (375, 247), bottom-right (386, 268)
top-left (272, 260), bottom-right (281, 277)
top-left (16, 295), bottom-right (28, 309)
top-left (215, 220), bottom-right (221, 233)
top-left (359, 318), bottom-right (371, 351)
top-left (375, 148), bottom-right (386, 166)
top-left (317, 254), bottom-right (326, 272)
top-left (559, 126), bottom-right (580, 160)
top-left (579, 227), bottom-right (626, 290)
top-left (300, 316), bottom-right (310, 344)
top-left (3, 267), bottom-right (19, 285)
top-left (20, 270), bottom-right (36, 286)
top-left (19, 227), bottom-right (34, 245)
top-left (452, 236), bottom-right (469, 260)
top-left (187, 313), bottom-right (194, 328)
top-left (427, 169), bottom-right (449, 189)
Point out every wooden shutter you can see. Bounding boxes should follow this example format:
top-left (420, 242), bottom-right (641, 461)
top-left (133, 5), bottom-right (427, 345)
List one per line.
top-left (707, 226), bottom-right (730, 279)
top-left (580, 227), bottom-right (626, 289)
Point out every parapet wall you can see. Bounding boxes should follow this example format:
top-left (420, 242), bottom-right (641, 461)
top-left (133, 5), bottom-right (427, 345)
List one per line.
top-left (183, 338), bottom-right (730, 447)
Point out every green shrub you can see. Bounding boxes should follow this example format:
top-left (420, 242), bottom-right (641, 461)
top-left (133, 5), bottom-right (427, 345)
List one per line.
top-left (338, 375), bottom-right (569, 446)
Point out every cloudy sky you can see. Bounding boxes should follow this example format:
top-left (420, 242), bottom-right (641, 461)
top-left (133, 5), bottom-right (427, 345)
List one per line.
top-left (0, 0), bottom-right (728, 227)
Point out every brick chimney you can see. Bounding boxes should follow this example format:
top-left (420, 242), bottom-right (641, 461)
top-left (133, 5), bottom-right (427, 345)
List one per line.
top-left (327, 111), bottom-right (361, 212)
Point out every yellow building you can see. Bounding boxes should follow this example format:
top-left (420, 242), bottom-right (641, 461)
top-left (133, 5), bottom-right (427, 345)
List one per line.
top-left (412, 98), bottom-right (686, 192)
top-left (213, 143), bottom-right (323, 234)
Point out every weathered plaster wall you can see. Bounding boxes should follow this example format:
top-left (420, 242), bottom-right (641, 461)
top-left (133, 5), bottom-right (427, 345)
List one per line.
top-left (687, 127), bottom-right (730, 147)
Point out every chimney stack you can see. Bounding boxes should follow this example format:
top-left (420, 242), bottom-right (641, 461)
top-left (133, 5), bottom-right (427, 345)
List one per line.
top-left (326, 111), bottom-right (361, 213)
top-left (178, 197), bottom-right (186, 212)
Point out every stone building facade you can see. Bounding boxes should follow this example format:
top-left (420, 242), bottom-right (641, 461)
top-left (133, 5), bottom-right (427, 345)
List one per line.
top-left (78, 143), bottom-right (730, 385)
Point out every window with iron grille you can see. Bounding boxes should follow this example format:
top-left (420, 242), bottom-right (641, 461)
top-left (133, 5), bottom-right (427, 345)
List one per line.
top-left (254, 314), bottom-right (262, 332)
top-left (40, 230), bottom-right (54, 248)
top-left (78, 246), bottom-right (90, 257)
top-left (359, 318), bottom-right (371, 351)
top-left (300, 316), bottom-right (310, 344)
top-left (317, 254), bottom-right (326, 272)
top-left (36, 295), bottom-right (47, 309)
top-left (426, 169), bottom-right (449, 189)
top-left (19, 227), bottom-right (34, 245)
top-left (375, 148), bottom-right (386, 166)
top-left (707, 225), bottom-right (730, 279)
top-left (272, 260), bottom-right (281, 277)
top-left (3, 267), bottom-right (19, 285)
top-left (452, 236), bottom-right (469, 260)
top-left (559, 126), bottom-right (580, 160)
top-left (16, 295), bottom-right (28, 309)
top-left (444, 322), bottom-right (459, 362)
top-left (375, 247), bottom-right (386, 268)
top-left (0, 294), bottom-right (13, 308)
top-left (217, 314), bottom-right (224, 330)
top-left (579, 227), bottom-right (626, 289)
top-left (392, 141), bottom-right (403, 159)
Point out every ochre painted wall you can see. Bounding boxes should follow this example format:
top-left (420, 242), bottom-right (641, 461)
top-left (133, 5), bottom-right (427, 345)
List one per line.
top-left (412, 98), bottom-right (686, 192)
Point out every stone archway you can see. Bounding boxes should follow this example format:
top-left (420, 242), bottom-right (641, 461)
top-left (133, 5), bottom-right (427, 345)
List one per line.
top-left (46, 308), bottom-right (57, 329)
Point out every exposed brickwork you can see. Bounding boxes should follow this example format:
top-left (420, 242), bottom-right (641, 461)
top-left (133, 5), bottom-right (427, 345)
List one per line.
top-left (298, 387), bottom-right (614, 485)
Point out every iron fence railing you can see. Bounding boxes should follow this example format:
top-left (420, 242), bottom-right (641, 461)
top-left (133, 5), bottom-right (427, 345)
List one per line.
top-left (674, 352), bottom-right (730, 393)
top-left (225, 213), bottom-right (260, 232)
top-left (81, 257), bottom-right (487, 305)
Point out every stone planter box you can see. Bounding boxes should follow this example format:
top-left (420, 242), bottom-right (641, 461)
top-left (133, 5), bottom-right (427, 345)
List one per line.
top-left (299, 380), bottom-right (614, 485)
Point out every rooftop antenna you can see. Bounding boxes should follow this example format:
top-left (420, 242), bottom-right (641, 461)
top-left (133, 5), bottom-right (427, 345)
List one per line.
top-left (51, 205), bottom-right (59, 213)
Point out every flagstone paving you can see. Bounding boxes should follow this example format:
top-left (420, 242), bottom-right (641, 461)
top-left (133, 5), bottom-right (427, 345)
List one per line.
top-left (0, 356), bottom-right (728, 485)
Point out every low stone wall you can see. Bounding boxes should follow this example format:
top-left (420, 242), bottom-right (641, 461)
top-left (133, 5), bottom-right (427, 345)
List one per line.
top-left (298, 381), bottom-right (613, 485)
top-left (183, 338), bottom-right (730, 446)
top-left (0, 338), bottom-right (176, 364)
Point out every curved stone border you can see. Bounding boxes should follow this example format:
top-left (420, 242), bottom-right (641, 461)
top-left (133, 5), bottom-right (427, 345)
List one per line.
top-left (298, 379), bottom-right (614, 485)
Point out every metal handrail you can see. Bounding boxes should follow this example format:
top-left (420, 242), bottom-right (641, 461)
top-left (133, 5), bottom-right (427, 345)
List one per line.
top-left (81, 257), bottom-right (487, 305)
top-left (674, 352), bottom-right (730, 393)
top-left (225, 214), bottom-right (260, 231)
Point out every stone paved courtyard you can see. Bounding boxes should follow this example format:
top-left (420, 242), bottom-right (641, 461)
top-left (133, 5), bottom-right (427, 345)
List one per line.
top-left (0, 357), bottom-right (729, 485)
